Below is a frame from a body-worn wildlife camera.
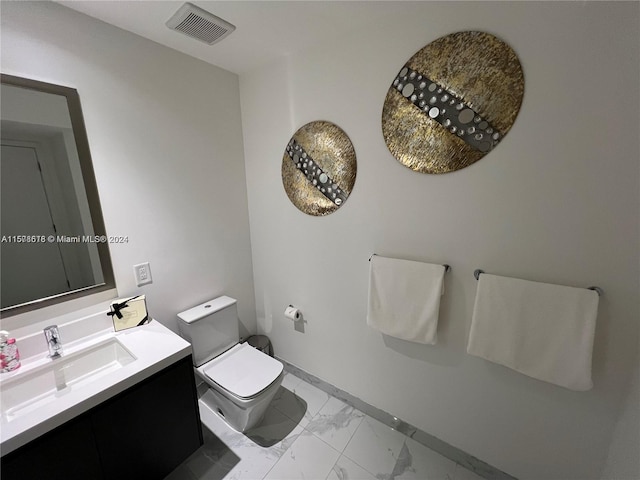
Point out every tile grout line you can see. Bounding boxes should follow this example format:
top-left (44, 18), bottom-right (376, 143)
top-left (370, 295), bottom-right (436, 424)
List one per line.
top-left (260, 425), bottom-right (304, 480)
top-left (301, 427), bottom-right (345, 480)
top-left (323, 406), bottom-right (403, 480)
top-left (336, 418), bottom-right (369, 477)
top-left (261, 382), bottom-right (337, 480)
top-left (318, 422), bottom-right (376, 480)
top-left (313, 402), bottom-right (373, 480)
top-left (302, 382), bottom-right (385, 480)
top-left (339, 432), bottom-right (385, 480)
top-left (260, 445), bottom-right (280, 480)
top-left (277, 357), bottom-right (518, 480)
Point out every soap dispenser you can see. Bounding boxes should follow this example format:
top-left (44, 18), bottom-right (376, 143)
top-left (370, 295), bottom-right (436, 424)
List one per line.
top-left (0, 330), bottom-right (21, 372)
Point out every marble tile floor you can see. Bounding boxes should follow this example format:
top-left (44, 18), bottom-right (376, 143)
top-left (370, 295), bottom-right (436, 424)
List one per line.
top-left (166, 373), bottom-right (484, 480)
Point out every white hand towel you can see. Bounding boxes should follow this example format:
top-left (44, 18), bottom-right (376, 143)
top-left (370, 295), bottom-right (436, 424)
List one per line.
top-left (467, 274), bottom-right (599, 391)
top-left (366, 255), bottom-right (445, 345)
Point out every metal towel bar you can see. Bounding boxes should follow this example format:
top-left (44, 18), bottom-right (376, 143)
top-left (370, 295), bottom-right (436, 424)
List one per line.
top-left (368, 254), bottom-right (450, 273)
top-left (473, 269), bottom-right (603, 296)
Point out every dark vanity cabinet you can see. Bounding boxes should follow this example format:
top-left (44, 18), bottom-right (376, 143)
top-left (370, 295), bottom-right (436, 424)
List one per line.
top-left (1, 355), bottom-right (203, 480)
top-left (1, 415), bottom-right (103, 480)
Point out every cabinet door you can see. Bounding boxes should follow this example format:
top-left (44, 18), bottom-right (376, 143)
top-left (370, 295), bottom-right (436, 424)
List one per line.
top-left (1, 416), bottom-right (103, 480)
top-left (91, 356), bottom-right (203, 480)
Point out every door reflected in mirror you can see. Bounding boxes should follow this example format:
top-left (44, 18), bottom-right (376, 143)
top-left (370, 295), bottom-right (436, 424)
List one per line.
top-left (1, 74), bottom-right (115, 315)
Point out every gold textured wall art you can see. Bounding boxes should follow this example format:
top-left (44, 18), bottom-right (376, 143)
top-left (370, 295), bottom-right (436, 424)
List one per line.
top-left (382, 31), bottom-right (525, 174)
top-left (282, 121), bottom-right (357, 216)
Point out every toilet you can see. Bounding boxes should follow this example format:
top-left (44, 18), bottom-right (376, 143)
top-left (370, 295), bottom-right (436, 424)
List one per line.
top-left (177, 296), bottom-right (284, 432)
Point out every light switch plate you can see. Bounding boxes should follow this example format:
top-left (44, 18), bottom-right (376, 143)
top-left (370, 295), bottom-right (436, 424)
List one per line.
top-left (133, 262), bottom-right (152, 286)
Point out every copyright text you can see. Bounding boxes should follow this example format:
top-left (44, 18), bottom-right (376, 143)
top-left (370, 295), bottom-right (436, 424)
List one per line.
top-left (1, 235), bottom-right (129, 244)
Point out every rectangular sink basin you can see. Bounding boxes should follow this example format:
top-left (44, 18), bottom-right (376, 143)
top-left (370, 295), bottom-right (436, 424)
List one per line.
top-left (1, 338), bottom-right (136, 421)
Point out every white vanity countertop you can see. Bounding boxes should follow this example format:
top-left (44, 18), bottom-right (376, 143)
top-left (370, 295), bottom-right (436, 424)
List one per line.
top-left (0, 319), bottom-right (192, 455)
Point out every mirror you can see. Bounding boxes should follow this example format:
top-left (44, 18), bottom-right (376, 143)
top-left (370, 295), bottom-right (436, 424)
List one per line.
top-left (0, 74), bottom-right (115, 316)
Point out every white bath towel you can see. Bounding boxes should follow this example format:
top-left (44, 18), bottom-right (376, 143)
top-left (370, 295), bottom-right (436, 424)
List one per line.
top-left (467, 274), bottom-right (599, 391)
top-left (367, 255), bottom-right (445, 345)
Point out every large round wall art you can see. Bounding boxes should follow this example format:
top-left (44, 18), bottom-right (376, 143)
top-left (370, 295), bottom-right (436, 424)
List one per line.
top-left (382, 31), bottom-right (524, 174)
top-left (282, 121), bottom-right (357, 216)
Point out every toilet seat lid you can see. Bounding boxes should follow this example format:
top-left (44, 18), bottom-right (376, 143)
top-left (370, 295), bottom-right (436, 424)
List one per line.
top-left (202, 343), bottom-right (283, 399)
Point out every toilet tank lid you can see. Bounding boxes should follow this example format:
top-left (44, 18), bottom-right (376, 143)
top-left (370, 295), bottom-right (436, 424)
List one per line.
top-left (177, 295), bottom-right (237, 324)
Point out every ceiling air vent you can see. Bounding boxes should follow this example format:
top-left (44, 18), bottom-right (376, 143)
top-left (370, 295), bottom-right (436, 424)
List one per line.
top-left (166, 2), bottom-right (235, 45)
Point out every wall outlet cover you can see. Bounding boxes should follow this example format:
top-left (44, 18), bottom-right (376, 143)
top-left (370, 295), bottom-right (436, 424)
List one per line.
top-left (134, 262), bottom-right (153, 286)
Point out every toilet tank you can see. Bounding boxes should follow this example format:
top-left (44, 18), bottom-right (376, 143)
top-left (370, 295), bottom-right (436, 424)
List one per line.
top-left (177, 296), bottom-right (239, 367)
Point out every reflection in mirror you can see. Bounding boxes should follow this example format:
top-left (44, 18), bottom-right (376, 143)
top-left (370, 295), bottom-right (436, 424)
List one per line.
top-left (0, 74), bottom-right (115, 316)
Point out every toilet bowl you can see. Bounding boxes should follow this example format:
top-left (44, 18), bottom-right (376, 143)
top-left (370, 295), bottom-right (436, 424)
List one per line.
top-left (178, 296), bottom-right (283, 432)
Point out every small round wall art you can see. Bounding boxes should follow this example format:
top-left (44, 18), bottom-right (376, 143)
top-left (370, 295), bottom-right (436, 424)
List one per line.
top-left (382, 31), bottom-right (525, 174)
top-left (282, 121), bottom-right (357, 216)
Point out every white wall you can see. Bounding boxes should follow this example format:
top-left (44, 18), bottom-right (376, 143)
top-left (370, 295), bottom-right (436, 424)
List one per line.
top-left (602, 362), bottom-right (640, 480)
top-left (239, 2), bottom-right (639, 479)
top-left (0, 1), bottom-right (257, 337)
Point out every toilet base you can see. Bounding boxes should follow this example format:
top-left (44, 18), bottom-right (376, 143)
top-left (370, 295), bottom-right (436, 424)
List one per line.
top-left (196, 370), bottom-right (284, 432)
